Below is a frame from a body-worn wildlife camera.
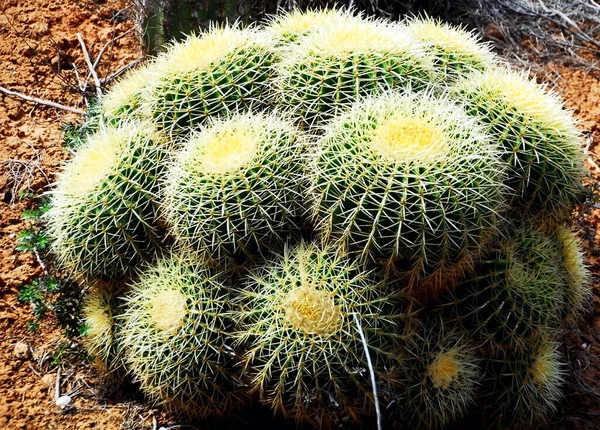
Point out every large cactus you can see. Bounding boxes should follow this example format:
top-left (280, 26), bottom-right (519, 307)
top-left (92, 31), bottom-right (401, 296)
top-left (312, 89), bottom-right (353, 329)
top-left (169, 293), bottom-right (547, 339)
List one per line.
top-left (233, 242), bottom-right (417, 427)
top-left (47, 121), bottom-right (169, 279)
top-left (118, 253), bottom-right (242, 419)
top-left (309, 90), bottom-right (506, 288)
top-left (162, 111), bottom-right (307, 263)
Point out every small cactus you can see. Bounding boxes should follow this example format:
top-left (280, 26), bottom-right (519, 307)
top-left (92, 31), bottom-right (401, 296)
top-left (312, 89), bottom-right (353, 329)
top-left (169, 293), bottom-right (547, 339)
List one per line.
top-left (233, 242), bottom-right (417, 428)
top-left (145, 26), bottom-right (275, 135)
top-left (119, 253), bottom-right (242, 419)
top-left (47, 122), bottom-right (169, 279)
top-left (309, 90), bottom-right (505, 288)
top-left (403, 15), bottom-right (498, 82)
top-left (454, 67), bottom-right (586, 220)
top-left (554, 225), bottom-right (591, 325)
top-left (274, 17), bottom-right (433, 126)
top-left (436, 223), bottom-right (567, 350)
top-left (162, 111), bottom-right (307, 263)
top-left (391, 320), bottom-right (481, 429)
top-left (480, 334), bottom-right (565, 428)
top-left (82, 281), bottom-right (125, 373)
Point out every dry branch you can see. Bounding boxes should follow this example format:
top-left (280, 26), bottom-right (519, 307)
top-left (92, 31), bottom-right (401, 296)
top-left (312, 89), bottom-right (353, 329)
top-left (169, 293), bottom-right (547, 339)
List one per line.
top-left (0, 85), bottom-right (85, 115)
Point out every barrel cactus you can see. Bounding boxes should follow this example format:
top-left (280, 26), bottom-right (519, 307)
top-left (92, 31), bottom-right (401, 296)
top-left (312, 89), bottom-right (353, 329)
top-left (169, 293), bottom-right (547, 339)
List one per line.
top-left (392, 320), bottom-right (481, 429)
top-left (233, 242), bottom-right (417, 428)
top-left (47, 121), bottom-right (168, 279)
top-left (454, 67), bottom-right (586, 220)
top-left (274, 17), bottom-right (433, 126)
top-left (162, 111), bottom-right (307, 263)
top-left (404, 15), bottom-right (498, 82)
top-left (145, 26), bottom-right (275, 135)
top-left (309, 90), bottom-right (506, 288)
top-left (481, 334), bottom-right (565, 428)
top-left (119, 253), bottom-right (242, 419)
top-left (436, 223), bottom-right (568, 350)
top-left (45, 10), bottom-right (590, 429)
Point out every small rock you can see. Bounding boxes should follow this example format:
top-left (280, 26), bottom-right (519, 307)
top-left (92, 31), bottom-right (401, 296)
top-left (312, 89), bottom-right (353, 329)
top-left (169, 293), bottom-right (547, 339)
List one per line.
top-left (41, 374), bottom-right (54, 387)
top-left (13, 342), bottom-right (30, 360)
top-left (56, 395), bottom-right (72, 409)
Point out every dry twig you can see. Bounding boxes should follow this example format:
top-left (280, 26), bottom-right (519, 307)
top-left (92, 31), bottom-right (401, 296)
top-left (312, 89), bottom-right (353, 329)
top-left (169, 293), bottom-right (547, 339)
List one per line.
top-left (77, 33), bottom-right (103, 100)
top-left (0, 85), bottom-right (85, 115)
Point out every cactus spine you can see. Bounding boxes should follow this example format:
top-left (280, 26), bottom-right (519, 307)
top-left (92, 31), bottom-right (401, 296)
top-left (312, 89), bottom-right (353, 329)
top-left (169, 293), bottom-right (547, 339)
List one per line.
top-left (309, 90), bottom-right (505, 287)
top-left (47, 122), bottom-right (168, 279)
top-left (233, 242), bottom-right (416, 427)
top-left (162, 111), bottom-right (306, 262)
top-left (119, 253), bottom-right (242, 419)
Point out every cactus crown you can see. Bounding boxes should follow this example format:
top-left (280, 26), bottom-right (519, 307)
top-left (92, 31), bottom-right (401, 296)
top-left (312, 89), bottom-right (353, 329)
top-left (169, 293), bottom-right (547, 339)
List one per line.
top-left (426, 349), bottom-right (460, 390)
top-left (192, 127), bottom-right (259, 174)
top-left (148, 288), bottom-right (188, 333)
top-left (370, 113), bottom-right (449, 164)
top-left (282, 285), bottom-right (342, 336)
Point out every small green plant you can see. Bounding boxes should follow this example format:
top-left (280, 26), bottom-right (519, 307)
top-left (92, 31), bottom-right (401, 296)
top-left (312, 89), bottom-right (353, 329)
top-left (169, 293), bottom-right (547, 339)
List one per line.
top-left (17, 277), bottom-right (60, 331)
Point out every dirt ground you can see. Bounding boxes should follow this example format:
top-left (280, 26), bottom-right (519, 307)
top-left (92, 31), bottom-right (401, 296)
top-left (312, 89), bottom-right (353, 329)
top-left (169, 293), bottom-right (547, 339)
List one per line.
top-left (0, 1), bottom-right (599, 429)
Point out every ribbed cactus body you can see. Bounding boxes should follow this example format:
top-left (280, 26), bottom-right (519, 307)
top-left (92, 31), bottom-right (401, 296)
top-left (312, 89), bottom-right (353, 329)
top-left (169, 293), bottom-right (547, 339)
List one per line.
top-left (146, 27), bottom-right (275, 135)
top-left (275, 19), bottom-right (433, 126)
top-left (310, 91), bottom-right (505, 285)
top-left (404, 16), bottom-right (497, 82)
top-left (437, 223), bottom-right (567, 349)
top-left (119, 254), bottom-right (241, 419)
top-left (454, 68), bottom-right (586, 219)
top-left (82, 282), bottom-right (124, 373)
top-left (47, 122), bottom-right (168, 279)
top-left (163, 112), bottom-right (306, 262)
top-left (233, 242), bottom-right (416, 428)
top-left (481, 335), bottom-right (565, 428)
top-left (554, 226), bottom-right (591, 324)
top-left (394, 321), bottom-right (480, 429)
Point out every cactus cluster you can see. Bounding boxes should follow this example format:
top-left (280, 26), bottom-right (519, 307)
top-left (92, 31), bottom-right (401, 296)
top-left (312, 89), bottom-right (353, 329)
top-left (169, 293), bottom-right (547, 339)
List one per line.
top-left (48, 8), bottom-right (590, 429)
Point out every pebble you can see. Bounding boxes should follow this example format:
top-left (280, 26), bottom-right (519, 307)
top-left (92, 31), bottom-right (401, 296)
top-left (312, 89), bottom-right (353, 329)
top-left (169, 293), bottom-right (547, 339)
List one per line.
top-left (56, 395), bottom-right (72, 409)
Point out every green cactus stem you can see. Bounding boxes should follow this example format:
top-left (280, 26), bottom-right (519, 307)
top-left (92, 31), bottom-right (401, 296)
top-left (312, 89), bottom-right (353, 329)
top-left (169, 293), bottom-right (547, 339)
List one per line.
top-left (47, 121), bottom-right (169, 279)
top-left (309, 90), bottom-right (506, 290)
top-left (233, 241), bottom-right (417, 428)
top-left (119, 253), bottom-right (242, 419)
top-left (454, 67), bottom-right (586, 220)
